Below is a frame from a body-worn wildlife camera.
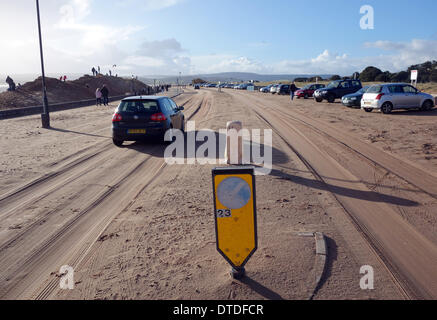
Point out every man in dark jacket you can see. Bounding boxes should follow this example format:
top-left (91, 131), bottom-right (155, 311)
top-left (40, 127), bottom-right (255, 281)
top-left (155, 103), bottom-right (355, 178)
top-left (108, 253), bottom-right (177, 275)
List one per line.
top-left (6, 76), bottom-right (16, 91)
top-left (290, 82), bottom-right (297, 101)
top-left (100, 85), bottom-right (109, 106)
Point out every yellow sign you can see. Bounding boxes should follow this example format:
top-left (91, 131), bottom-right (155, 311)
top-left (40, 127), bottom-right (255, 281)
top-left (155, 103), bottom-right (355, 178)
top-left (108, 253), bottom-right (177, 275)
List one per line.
top-left (212, 167), bottom-right (257, 274)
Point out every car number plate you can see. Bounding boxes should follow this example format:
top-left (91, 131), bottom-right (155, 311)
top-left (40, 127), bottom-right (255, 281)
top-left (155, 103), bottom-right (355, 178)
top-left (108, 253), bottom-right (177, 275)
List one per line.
top-left (128, 129), bottom-right (146, 134)
top-left (363, 101), bottom-right (371, 106)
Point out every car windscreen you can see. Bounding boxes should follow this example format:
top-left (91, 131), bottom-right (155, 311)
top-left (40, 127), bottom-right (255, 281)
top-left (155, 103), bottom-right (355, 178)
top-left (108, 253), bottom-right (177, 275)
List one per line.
top-left (326, 81), bottom-right (341, 89)
top-left (118, 100), bottom-right (159, 113)
top-left (366, 85), bottom-right (382, 93)
top-left (357, 86), bottom-right (369, 94)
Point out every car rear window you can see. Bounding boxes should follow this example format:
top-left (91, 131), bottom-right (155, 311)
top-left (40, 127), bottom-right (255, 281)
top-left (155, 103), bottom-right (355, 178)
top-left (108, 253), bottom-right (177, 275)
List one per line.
top-left (367, 85), bottom-right (382, 93)
top-left (119, 100), bottom-right (159, 113)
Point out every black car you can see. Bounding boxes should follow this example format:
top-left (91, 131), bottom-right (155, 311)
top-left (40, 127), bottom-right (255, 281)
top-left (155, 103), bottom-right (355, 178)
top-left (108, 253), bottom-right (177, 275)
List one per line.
top-left (341, 86), bottom-right (370, 108)
top-left (277, 84), bottom-right (291, 95)
top-left (313, 79), bottom-right (362, 103)
top-left (194, 84), bottom-right (200, 89)
top-left (112, 96), bottom-right (185, 146)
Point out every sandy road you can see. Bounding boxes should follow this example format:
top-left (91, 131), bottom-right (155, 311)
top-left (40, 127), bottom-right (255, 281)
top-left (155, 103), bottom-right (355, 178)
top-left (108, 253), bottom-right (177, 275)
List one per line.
top-left (2, 86), bottom-right (433, 300)
top-left (54, 88), bottom-right (402, 300)
top-left (228, 89), bottom-right (437, 299)
top-left (0, 91), bottom-right (210, 299)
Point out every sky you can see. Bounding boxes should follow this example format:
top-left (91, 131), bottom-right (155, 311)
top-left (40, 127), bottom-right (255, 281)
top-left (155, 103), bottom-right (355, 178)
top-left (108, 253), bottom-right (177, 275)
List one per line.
top-left (1, 0), bottom-right (437, 77)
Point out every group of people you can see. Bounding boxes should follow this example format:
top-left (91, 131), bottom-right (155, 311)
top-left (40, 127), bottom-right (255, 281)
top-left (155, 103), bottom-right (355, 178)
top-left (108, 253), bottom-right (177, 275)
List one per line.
top-left (92, 66), bottom-right (116, 77)
top-left (59, 75), bottom-right (67, 82)
top-left (91, 66), bottom-right (100, 77)
top-left (95, 85), bottom-right (109, 106)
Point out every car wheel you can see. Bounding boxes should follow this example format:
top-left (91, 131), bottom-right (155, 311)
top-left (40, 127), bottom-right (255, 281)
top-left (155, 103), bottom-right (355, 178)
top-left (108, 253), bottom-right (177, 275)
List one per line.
top-left (315, 97), bottom-right (323, 103)
top-left (381, 102), bottom-right (393, 114)
top-left (421, 100), bottom-right (434, 111)
top-left (304, 94), bottom-right (308, 99)
top-left (113, 139), bottom-right (123, 147)
top-left (364, 108), bottom-right (373, 113)
top-left (327, 94), bottom-right (335, 103)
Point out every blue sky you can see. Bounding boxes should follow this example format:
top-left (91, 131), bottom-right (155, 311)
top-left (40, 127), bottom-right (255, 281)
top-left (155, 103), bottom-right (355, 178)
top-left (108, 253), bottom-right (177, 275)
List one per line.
top-left (1, 0), bottom-right (437, 76)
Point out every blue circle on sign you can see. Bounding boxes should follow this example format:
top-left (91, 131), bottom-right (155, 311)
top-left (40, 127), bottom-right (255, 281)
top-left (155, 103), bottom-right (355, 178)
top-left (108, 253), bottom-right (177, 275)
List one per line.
top-left (217, 177), bottom-right (251, 210)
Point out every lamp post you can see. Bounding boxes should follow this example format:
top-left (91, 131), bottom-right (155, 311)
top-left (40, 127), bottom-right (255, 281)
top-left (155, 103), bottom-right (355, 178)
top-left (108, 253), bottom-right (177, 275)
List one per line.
top-left (36, 0), bottom-right (50, 128)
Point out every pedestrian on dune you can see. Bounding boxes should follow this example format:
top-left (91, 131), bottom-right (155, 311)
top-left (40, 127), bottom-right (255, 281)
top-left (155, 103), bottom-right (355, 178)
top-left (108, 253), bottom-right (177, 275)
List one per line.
top-left (63, 75), bottom-right (67, 82)
top-left (95, 88), bottom-right (102, 106)
top-left (92, 67), bottom-right (96, 76)
top-left (290, 81), bottom-right (297, 101)
top-left (5, 76), bottom-right (16, 91)
top-left (100, 84), bottom-right (109, 106)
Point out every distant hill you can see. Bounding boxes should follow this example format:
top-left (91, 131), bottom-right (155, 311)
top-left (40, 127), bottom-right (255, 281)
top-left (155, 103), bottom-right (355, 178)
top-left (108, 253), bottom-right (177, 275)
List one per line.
top-left (140, 72), bottom-right (334, 84)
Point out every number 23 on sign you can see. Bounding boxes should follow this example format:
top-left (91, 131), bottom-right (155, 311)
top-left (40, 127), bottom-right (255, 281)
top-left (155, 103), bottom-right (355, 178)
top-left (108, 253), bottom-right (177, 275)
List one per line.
top-left (216, 209), bottom-right (232, 218)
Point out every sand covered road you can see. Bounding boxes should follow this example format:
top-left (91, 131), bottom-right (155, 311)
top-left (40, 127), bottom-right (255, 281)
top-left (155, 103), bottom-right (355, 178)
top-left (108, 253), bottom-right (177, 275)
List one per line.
top-left (228, 89), bottom-right (437, 299)
top-left (50, 88), bottom-right (402, 300)
top-left (0, 87), bottom-right (422, 299)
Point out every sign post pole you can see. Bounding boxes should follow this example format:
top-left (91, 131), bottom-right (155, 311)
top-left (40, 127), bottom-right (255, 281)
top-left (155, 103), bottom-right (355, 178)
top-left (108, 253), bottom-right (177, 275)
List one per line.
top-left (212, 166), bottom-right (257, 279)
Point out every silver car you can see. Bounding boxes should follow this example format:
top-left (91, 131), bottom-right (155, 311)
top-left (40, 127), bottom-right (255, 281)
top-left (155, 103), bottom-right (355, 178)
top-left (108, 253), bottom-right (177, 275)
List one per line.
top-left (361, 83), bottom-right (435, 114)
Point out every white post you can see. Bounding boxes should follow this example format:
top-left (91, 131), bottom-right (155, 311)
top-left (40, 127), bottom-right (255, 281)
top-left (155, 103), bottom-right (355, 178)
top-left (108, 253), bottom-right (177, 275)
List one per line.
top-left (226, 121), bottom-right (243, 165)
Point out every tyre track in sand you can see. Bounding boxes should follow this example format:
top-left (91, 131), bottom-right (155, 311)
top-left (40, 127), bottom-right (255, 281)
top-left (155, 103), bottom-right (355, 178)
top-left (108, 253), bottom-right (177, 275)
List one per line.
top-left (230, 90), bottom-right (437, 299)
top-left (47, 90), bottom-right (213, 300)
top-left (0, 91), bottom-right (209, 299)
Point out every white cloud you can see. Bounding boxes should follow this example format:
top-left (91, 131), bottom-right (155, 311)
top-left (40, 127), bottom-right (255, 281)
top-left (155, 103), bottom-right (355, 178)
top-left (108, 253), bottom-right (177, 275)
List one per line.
top-left (190, 54), bottom-right (269, 74)
top-left (364, 39), bottom-right (437, 70)
top-left (122, 38), bottom-right (191, 74)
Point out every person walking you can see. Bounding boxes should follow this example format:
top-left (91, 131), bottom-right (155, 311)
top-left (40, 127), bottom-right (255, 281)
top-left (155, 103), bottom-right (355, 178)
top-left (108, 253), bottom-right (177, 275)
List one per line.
top-left (95, 88), bottom-right (102, 106)
top-left (92, 67), bottom-right (96, 76)
top-left (290, 81), bottom-right (297, 101)
top-left (63, 75), bottom-right (67, 82)
top-left (100, 84), bottom-right (109, 106)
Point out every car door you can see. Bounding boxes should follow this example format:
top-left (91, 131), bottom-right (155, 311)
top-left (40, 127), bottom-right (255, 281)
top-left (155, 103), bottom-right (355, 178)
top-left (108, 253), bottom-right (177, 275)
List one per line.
top-left (401, 85), bottom-right (421, 108)
top-left (168, 98), bottom-right (183, 129)
top-left (162, 98), bottom-right (178, 128)
top-left (337, 81), bottom-right (351, 98)
top-left (387, 85), bottom-right (404, 108)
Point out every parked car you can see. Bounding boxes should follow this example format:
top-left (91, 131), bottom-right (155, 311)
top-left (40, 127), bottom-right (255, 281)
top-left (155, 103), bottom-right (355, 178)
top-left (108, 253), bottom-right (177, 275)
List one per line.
top-left (275, 84), bottom-right (288, 95)
top-left (314, 79), bottom-right (362, 103)
top-left (112, 96), bottom-right (185, 146)
top-left (361, 83), bottom-right (435, 114)
top-left (270, 84), bottom-right (280, 94)
top-left (341, 86), bottom-right (370, 108)
top-left (260, 85), bottom-right (273, 93)
top-left (194, 84), bottom-right (200, 90)
top-left (295, 83), bottom-right (325, 99)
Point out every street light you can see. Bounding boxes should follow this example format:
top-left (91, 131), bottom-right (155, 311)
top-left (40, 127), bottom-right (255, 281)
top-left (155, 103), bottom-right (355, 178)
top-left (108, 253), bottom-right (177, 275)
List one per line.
top-left (36, 0), bottom-right (50, 128)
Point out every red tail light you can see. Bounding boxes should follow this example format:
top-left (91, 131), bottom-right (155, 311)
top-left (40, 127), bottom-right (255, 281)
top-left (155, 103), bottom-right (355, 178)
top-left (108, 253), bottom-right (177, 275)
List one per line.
top-left (112, 113), bottom-right (122, 122)
top-left (150, 112), bottom-right (167, 121)
top-left (375, 93), bottom-right (384, 100)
